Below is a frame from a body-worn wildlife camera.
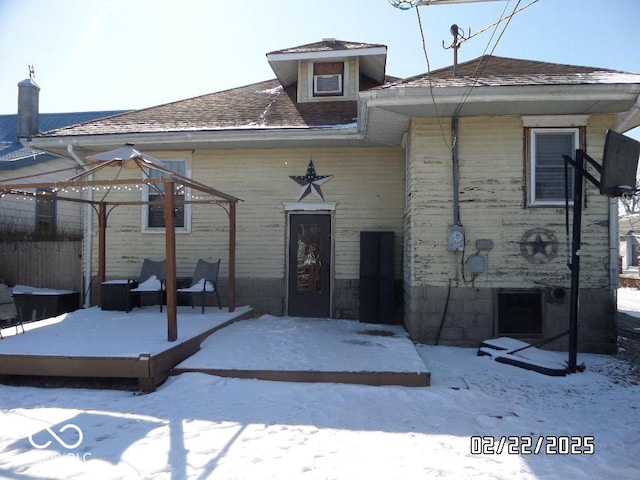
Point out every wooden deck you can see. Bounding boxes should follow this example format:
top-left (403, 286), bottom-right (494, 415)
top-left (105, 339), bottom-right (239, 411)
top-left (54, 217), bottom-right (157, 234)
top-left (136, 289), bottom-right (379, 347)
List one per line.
top-left (0, 307), bottom-right (254, 392)
top-left (172, 367), bottom-right (430, 387)
top-left (171, 316), bottom-right (430, 387)
top-left (0, 309), bottom-right (430, 391)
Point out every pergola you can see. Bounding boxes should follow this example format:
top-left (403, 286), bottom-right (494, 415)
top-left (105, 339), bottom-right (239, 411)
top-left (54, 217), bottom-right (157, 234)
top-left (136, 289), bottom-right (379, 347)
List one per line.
top-left (0, 146), bottom-right (241, 341)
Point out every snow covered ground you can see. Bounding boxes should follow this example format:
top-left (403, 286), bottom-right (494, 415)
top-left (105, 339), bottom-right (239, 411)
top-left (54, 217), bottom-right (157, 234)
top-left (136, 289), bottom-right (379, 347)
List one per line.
top-left (0, 303), bottom-right (639, 478)
top-left (618, 287), bottom-right (640, 319)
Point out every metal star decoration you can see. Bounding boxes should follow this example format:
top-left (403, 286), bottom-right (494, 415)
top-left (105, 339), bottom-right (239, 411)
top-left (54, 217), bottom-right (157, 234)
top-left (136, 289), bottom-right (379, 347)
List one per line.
top-left (519, 228), bottom-right (559, 264)
top-left (525, 233), bottom-right (551, 256)
top-left (290, 159), bottom-right (333, 201)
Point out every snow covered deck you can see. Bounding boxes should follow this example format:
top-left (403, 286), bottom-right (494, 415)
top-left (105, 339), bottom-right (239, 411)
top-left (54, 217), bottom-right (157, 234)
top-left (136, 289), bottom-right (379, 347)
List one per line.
top-left (0, 308), bottom-right (430, 391)
top-left (0, 306), bottom-right (254, 392)
top-left (173, 315), bottom-right (430, 387)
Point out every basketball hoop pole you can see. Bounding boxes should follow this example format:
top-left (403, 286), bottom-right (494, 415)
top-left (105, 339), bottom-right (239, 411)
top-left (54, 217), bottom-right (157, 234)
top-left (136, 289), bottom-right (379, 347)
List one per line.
top-left (567, 150), bottom-right (584, 373)
top-left (562, 133), bottom-right (640, 373)
top-left (563, 149), bottom-right (601, 373)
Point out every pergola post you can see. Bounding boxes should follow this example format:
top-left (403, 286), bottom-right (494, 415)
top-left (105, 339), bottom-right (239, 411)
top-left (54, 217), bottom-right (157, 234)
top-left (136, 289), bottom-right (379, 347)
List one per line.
top-left (97, 202), bottom-right (107, 305)
top-left (164, 179), bottom-right (177, 341)
top-left (228, 201), bottom-right (236, 312)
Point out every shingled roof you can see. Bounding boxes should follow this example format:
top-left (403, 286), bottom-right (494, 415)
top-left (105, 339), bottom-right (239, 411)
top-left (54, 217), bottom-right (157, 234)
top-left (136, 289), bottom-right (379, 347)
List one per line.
top-left (38, 79), bottom-right (361, 137)
top-left (33, 55), bottom-right (640, 142)
top-left (267, 39), bottom-right (386, 55)
top-left (381, 55), bottom-right (639, 89)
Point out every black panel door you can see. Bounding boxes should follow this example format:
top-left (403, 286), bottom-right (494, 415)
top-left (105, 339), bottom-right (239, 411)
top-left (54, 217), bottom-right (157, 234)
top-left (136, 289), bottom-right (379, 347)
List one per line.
top-left (360, 231), bottom-right (394, 324)
top-left (288, 214), bottom-right (331, 317)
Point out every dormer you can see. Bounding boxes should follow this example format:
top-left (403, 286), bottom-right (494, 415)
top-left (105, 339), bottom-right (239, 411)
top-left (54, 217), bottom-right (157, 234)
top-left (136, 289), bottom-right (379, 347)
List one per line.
top-left (266, 39), bottom-right (387, 103)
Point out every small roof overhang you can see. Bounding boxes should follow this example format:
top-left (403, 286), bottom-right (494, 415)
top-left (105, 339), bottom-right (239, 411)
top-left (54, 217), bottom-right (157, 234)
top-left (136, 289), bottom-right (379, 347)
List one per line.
top-left (267, 45), bottom-right (387, 87)
top-left (359, 83), bottom-right (640, 146)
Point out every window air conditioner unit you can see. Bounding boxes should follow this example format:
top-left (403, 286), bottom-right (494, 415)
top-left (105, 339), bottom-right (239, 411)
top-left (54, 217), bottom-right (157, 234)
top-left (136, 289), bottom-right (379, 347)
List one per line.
top-left (314, 74), bottom-right (342, 94)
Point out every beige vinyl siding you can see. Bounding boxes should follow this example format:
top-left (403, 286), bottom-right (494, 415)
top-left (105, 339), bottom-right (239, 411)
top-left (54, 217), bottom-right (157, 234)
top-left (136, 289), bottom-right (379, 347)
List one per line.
top-left (407, 115), bottom-right (613, 290)
top-left (297, 62), bottom-right (310, 102)
top-left (406, 117), bottom-right (456, 286)
top-left (347, 57), bottom-right (357, 97)
top-left (402, 126), bottom-right (414, 293)
top-left (93, 147), bottom-right (404, 284)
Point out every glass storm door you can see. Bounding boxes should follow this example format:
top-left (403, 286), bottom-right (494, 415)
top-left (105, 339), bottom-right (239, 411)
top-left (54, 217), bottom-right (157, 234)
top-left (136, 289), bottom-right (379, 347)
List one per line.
top-left (288, 214), bottom-right (331, 317)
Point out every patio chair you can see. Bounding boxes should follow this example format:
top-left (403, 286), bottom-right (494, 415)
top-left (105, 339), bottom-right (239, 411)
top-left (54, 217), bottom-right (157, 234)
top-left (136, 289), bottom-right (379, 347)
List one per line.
top-left (0, 283), bottom-right (24, 339)
top-left (129, 259), bottom-right (166, 312)
top-left (177, 259), bottom-right (222, 313)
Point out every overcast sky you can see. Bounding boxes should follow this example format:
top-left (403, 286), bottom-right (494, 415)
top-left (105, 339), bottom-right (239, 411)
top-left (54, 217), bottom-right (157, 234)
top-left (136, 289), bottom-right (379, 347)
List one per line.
top-left (1, 0), bottom-right (639, 136)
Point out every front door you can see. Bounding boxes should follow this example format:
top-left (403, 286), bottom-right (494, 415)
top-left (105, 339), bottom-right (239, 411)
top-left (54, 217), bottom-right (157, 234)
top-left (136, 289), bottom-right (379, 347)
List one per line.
top-left (288, 214), bottom-right (331, 317)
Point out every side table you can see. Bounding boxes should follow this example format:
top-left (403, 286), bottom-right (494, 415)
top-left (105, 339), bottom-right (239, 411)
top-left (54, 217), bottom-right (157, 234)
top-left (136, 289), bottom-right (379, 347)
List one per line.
top-left (101, 280), bottom-right (138, 311)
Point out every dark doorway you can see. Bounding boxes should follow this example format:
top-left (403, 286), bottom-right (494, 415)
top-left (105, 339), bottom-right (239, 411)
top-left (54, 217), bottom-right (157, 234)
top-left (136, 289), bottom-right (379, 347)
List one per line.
top-left (288, 214), bottom-right (331, 317)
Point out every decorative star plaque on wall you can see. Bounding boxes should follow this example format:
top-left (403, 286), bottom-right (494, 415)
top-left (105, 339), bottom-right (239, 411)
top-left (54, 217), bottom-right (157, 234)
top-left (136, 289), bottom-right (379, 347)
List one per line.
top-left (519, 228), bottom-right (559, 264)
top-left (290, 159), bottom-right (333, 201)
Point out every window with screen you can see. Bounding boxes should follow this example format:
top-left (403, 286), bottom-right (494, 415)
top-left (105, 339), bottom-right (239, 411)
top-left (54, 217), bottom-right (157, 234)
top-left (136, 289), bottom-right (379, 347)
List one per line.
top-left (529, 128), bottom-right (580, 205)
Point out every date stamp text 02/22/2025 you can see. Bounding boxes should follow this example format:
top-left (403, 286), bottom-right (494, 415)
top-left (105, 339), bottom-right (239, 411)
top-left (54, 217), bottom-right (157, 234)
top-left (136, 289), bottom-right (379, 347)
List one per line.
top-left (470, 436), bottom-right (595, 455)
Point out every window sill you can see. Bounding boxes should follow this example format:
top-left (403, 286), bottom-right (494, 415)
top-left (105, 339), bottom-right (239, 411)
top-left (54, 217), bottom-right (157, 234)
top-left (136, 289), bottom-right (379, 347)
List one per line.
top-left (142, 228), bottom-right (191, 234)
top-left (527, 202), bottom-right (574, 208)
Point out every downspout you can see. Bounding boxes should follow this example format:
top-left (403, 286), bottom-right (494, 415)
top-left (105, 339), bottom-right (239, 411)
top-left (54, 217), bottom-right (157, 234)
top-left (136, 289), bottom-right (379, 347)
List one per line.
top-left (609, 197), bottom-right (619, 290)
top-left (615, 93), bottom-right (640, 132)
top-left (452, 116), bottom-right (461, 225)
top-left (452, 116), bottom-right (462, 283)
top-left (67, 144), bottom-right (93, 308)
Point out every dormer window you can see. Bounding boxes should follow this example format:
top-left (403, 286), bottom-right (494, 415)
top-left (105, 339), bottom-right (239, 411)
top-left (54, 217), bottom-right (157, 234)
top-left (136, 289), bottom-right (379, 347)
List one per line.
top-left (313, 62), bottom-right (344, 97)
top-left (267, 39), bottom-right (387, 103)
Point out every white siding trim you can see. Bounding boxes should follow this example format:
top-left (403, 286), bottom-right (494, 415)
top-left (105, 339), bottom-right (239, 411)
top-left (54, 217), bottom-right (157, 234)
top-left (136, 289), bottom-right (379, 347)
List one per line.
top-left (522, 115), bottom-right (589, 127)
top-left (267, 47), bottom-right (386, 62)
top-left (283, 202), bottom-right (336, 211)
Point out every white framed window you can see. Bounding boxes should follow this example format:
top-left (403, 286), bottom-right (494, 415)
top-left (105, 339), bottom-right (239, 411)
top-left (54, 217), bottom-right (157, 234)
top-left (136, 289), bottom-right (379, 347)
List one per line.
top-left (528, 128), bottom-right (580, 206)
top-left (142, 159), bottom-right (191, 233)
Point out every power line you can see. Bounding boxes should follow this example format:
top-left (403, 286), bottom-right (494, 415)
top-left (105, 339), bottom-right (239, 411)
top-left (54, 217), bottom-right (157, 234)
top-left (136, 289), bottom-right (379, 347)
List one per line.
top-left (412, 0), bottom-right (540, 147)
top-left (452, 0), bottom-right (523, 117)
top-left (415, 7), bottom-right (452, 149)
top-left (466, 0), bottom-right (540, 43)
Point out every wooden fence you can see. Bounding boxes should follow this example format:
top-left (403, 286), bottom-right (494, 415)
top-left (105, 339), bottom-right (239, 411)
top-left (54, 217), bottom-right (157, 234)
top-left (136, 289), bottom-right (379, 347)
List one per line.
top-left (0, 240), bottom-right (82, 293)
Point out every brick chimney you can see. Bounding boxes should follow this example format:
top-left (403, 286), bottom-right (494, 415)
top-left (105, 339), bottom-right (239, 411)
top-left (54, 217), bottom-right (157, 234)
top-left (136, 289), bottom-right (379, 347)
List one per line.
top-left (17, 77), bottom-right (40, 138)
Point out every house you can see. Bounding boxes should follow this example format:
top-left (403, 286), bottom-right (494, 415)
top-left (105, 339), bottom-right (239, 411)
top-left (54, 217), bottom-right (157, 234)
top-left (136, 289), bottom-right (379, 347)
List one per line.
top-left (619, 213), bottom-right (640, 272)
top-left (0, 77), bottom-right (127, 238)
top-left (0, 76), bottom-right (127, 290)
top-left (20, 39), bottom-right (640, 353)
